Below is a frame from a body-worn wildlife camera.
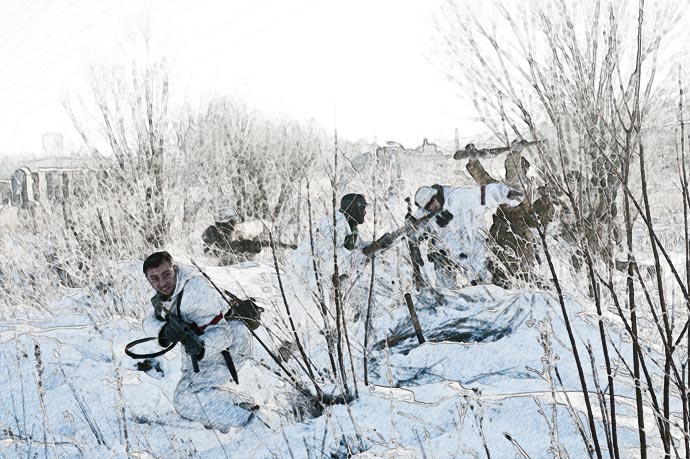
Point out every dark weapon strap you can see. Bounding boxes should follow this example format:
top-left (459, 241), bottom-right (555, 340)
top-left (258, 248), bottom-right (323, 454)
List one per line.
top-left (125, 336), bottom-right (176, 359)
top-left (480, 184), bottom-right (486, 206)
top-left (174, 290), bottom-right (183, 316)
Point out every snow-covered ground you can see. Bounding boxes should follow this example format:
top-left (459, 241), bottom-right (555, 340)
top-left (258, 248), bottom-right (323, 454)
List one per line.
top-left (0, 254), bottom-right (657, 458)
top-left (0, 145), bottom-right (678, 459)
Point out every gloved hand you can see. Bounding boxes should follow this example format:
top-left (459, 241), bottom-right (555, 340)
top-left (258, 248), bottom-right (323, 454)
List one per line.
top-left (331, 272), bottom-right (349, 285)
top-left (435, 210), bottom-right (454, 227)
top-left (506, 187), bottom-right (524, 201)
top-left (158, 323), bottom-right (183, 347)
top-left (344, 233), bottom-right (357, 251)
top-left (364, 233), bottom-right (394, 258)
top-left (152, 297), bottom-right (165, 321)
top-left (183, 341), bottom-right (205, 362)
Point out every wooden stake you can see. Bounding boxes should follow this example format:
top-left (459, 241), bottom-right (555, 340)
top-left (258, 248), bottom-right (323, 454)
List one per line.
top-left (404, 293), bottom-right (425, 344)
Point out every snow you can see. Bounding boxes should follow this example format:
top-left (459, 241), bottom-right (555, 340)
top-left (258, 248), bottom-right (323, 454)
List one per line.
top-left (0, 251), bottom-right (654, 458)
top-left (0, 145), bottom-right (674, 459)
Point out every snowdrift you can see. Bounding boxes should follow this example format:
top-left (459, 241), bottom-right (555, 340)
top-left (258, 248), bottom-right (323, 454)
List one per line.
top-left (0, 260), bottom-right (647, 458)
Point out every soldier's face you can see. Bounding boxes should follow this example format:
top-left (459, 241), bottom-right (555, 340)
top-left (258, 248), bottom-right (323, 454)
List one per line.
top-left (346, 202), bottom-right (367, 225)
top-left (426, 197), bottom-right (441, 212)
top-left (146, 263), bottom-right (177, 297)
top-left (355, 204), bottom-right (367, 225)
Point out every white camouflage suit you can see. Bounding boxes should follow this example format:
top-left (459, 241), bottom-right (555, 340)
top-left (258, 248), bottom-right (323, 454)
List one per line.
top-left (290, 210), bottom-right (370, 319)
top-left (146, 264), bottom-right (252, 431)
top-left (416, 183), bottom-right (523, 286)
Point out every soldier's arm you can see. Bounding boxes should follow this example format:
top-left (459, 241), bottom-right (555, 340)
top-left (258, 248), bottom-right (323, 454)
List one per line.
top-left (182, 277), bottom-right (227, 327)
top-left (466, 158), bottom-right (499, 186)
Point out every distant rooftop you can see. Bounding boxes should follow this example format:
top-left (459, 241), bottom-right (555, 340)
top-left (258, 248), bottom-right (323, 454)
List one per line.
top-left (24, 155), bottom-right (98, 170)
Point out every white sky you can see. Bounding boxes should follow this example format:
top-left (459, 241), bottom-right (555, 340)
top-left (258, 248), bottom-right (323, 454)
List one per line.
top-left (0, 0), bottom-right (478, 156)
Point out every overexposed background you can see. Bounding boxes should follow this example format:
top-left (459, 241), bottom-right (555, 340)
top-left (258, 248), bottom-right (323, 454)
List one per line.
top-left (0, 0), bottom-right (479, 156)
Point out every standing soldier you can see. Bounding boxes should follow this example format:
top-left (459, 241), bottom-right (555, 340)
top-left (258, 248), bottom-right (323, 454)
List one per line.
top-left (464, 140), bottom-right (554, 287)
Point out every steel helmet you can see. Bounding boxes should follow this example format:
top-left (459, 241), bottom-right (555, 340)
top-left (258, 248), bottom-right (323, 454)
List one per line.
top-left (216, 206), bottom-right (239, 223)
top-left (340, 193), bottom-right (367, 224)
top-left (414, 186), bottom-right (437, 209)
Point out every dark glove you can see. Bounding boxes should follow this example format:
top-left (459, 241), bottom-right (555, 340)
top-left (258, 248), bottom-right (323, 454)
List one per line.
top-left (158, 323), bottom-right (183, 347)
top-left (331, 272), bottom-right (349, 285)
top-left (435, 210), bottom-right (454, 227)
top-left (344, 233), bottom-right (357, 251)
top-left (187, 344), bottom-right (205, 362)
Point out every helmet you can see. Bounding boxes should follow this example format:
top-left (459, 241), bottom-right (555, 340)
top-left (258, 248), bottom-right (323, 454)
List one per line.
top-left (414, 186), bottom-right (437, 209)
top-left (216, 207), bottom-right (239, 223)
top-left (340, 193), bottom-right (367, 224)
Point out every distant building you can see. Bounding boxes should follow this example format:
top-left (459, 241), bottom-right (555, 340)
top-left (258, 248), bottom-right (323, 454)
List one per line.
top-left (11, 167), bottom-right (36, 208)
top-left (0, 133), bottom-right (104, 211)
top-left (1, 156), bottom-right (100, 210)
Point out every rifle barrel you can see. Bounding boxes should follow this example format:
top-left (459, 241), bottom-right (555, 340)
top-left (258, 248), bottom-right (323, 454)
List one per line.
top-left (453, 139), bottom-right (541, 160)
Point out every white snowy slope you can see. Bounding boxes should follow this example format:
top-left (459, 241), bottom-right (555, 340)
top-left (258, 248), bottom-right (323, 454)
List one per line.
top-left (0, 143), bottom-right (672, 458)
top-left (0, 253), bottom-right (655, 459)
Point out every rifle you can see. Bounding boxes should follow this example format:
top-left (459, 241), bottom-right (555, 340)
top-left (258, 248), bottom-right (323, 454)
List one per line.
top-left (453, 139), bottom-right (542, 160)
top-left (361, 210), bottom-right (438, 257)
top-left (255, 240), bottom-right (297, 250)
top-left (159, 305), bottom-right (240, 382)
top-left (159, 306), bottom-right (206, 373)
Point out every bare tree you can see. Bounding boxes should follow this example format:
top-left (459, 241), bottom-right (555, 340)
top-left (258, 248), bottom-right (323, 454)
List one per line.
top-left (433, 0), bottom-right (688, 457)
top-left (175, 97), bottom-right (319, 236)
top-left (65, 28), bottom-right (172, 249)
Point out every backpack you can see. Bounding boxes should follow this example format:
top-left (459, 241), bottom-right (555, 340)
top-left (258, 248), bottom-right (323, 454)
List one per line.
top-left (223, 290), bottom-right (264, 331)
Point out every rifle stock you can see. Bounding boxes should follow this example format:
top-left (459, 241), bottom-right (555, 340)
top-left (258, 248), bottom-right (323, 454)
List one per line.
top-left (362, 212), bottom-right (437, 257)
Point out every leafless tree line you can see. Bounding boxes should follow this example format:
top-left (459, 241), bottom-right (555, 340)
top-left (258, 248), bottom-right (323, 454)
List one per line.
top-left (434, 0), bottom-right (690, 457)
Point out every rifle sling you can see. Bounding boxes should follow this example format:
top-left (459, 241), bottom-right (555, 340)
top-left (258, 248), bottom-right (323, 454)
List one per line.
top-left (125, 336), bottom-right (177, 359)
top-left (198, 313), bottom-right (225, 332)
top-left (125, 291), bottom-right (187, 360)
